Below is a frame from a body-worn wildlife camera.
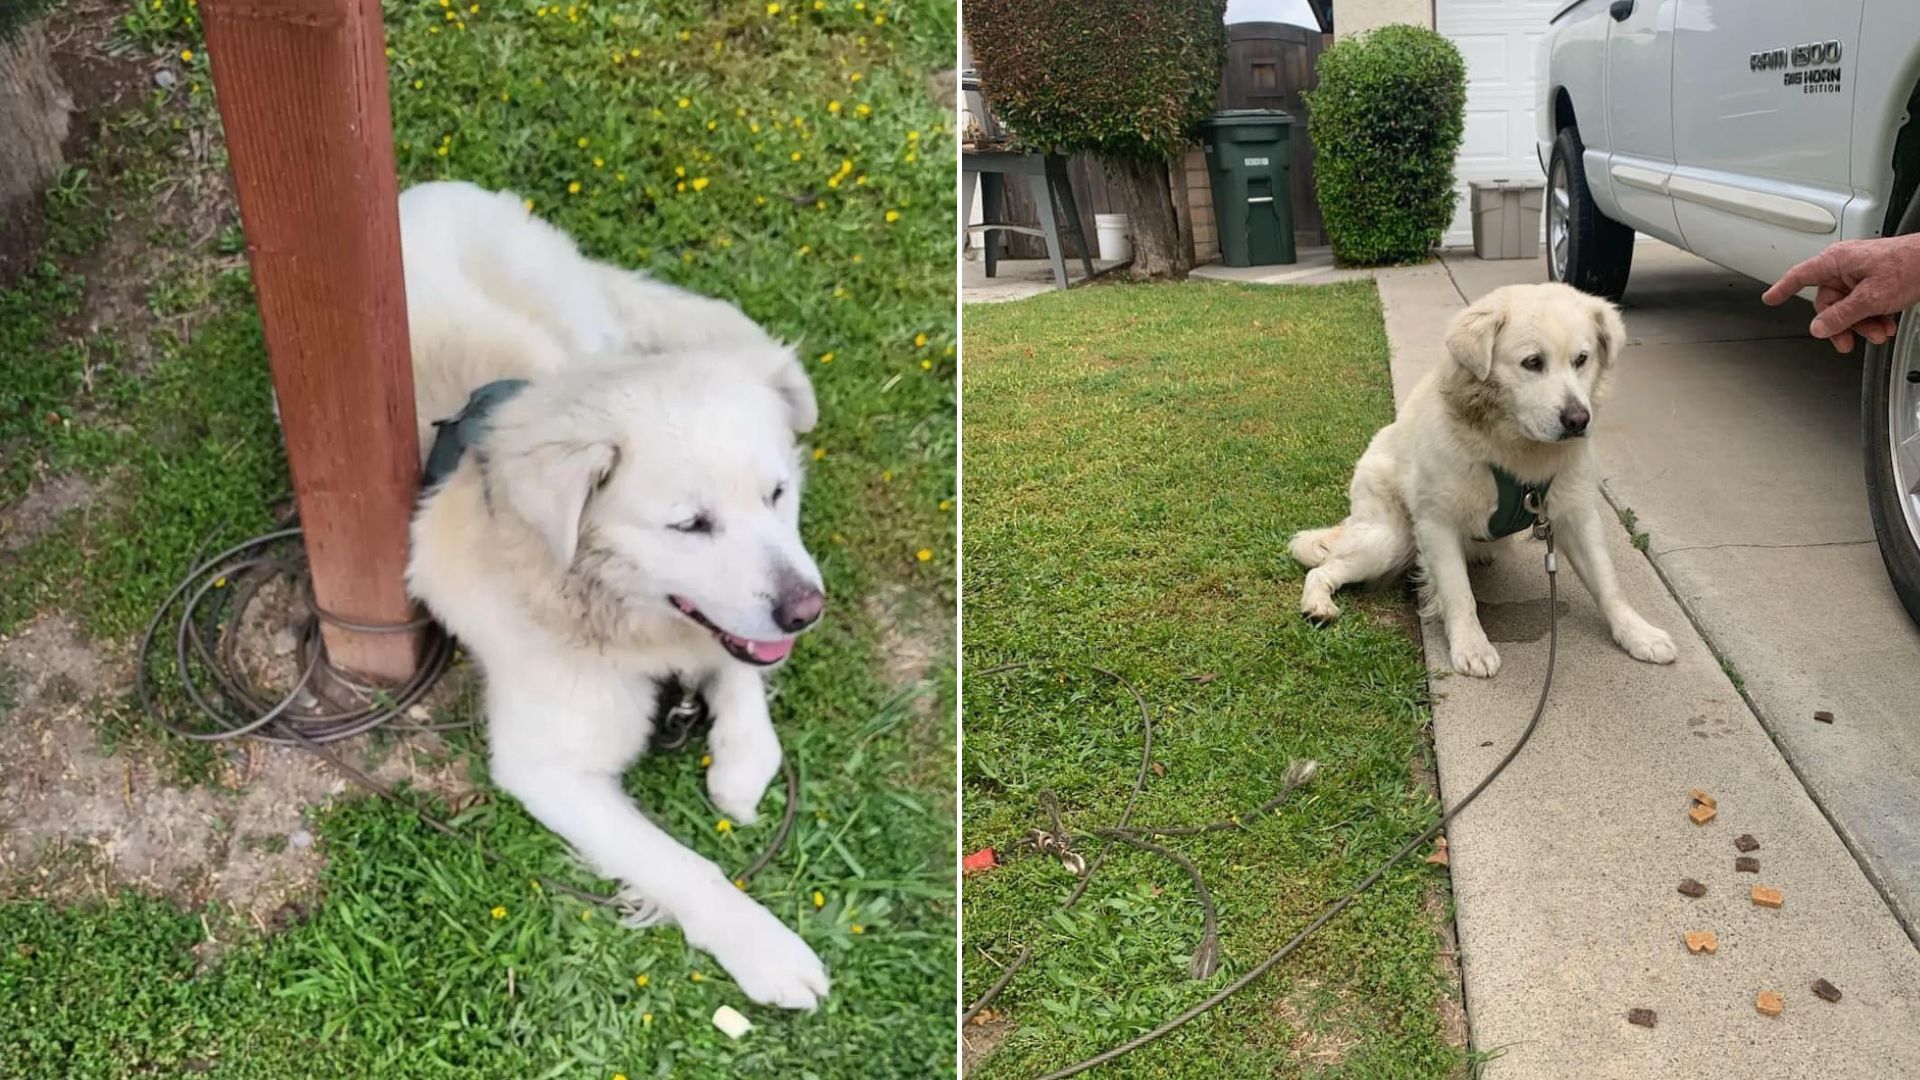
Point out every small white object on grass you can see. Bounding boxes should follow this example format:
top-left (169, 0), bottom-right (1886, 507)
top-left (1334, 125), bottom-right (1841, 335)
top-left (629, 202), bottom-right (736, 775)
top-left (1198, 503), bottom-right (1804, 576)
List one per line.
top-left (712, 1005), bottom-right (753, 1040)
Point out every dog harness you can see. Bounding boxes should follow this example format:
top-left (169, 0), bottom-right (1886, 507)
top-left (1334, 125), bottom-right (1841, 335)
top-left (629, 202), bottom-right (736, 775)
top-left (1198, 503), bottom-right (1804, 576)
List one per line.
top-left (421, 378), bottom-right (531, 489)
top-left (1485, 466), bottom-right (1551, 540)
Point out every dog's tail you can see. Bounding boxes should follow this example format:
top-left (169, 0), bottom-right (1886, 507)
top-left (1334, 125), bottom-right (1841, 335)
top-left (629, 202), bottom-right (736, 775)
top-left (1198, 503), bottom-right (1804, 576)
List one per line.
top-left (1288, 524), bottom-right (1343, 569)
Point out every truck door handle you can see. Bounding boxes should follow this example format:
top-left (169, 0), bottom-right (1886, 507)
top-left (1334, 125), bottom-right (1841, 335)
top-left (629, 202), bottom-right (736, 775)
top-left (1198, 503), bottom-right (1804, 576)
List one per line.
top-left (1609, 0), bottom-right (1634, 19)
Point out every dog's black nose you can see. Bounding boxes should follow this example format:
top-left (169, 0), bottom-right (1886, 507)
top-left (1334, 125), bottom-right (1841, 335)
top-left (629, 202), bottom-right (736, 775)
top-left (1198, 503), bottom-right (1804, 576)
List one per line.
top-left (1561, 404), bottom-right (1591, 435)
top-left (773, 587), bottom-right (825, 633)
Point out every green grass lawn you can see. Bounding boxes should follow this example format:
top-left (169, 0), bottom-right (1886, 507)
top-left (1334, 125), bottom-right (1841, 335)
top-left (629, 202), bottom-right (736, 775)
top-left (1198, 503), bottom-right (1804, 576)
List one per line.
top-left (961, 282), bottom-right (1461, 1078)
top-left (0, 0), bottom-right (955, 1076)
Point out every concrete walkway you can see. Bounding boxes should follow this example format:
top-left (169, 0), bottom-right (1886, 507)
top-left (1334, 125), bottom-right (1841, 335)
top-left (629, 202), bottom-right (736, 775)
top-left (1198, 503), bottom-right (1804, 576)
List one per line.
top-left (1376, 248), bottom-right (1920, 1076)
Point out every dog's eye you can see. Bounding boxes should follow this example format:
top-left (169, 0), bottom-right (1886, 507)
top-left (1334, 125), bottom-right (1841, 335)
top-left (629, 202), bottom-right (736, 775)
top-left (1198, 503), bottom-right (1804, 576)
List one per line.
top-left (1574, 351), bottom-right (1590, 369)
top-left (1521, 354), bottom-right (1544, 372)
top-left (768, 483), bottom-right (786, 507)
top-left (670, 513), bottom-right (714, 535)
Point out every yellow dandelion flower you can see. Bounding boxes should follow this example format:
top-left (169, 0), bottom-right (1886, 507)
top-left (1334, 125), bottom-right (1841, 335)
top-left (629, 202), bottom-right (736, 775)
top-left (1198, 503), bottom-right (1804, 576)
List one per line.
top-left (856, 173), bottom-right (868, 184)
top-left (921, 358), bottom-right (933, 370)
top-left (734, 877), bottom-right (747, 889)
top-left (706, 119), bottom-right (717, 131)
top-left (642, 1013), bottom-right (653, 1026)
top-left (755, 194), bottom-right (767, 205)
top-left (881, 470), bottom-right (892, 482)
top-left (634, 973), bottom-right (650, 987)
top-left (429, 24), bottom-right (440, 32)
top-left (582, 909), bottom-right (593, 920)
top-left (939, 499), bottom-right (953, 511)
top-left (677, 96), bottom-right (691, 108)
top-left (914, 332), bottom-right (928, 347)
top-left (766, 1), bottom-right (780, 12)
top-left (816, 199), bottom-right (826, 209)
top-left (616, 171), bottom-right (627, 182)
top-left (612, 52), bottom-right (624, 64)
top-left (849, 72), bottom-right (862, 82)
top-left (916, 549), bottom-right (933, 562)
top-left (438, 0), bottom-right (449, 7)
top-left (536, 5), bottom-right (546, 13)
top-left (749, 121), bottom-right (761, 133)
top-left (616, 1075), bottom-right (629, 1080)
top-left (716, 818), bottom-right (732, 833)
top-left (500, 90), bottom-right (510, 101)
top-left (699, 753), bottom-right (713, 766)
top-left (577, 136), bottom-right (589, 148)
top-left (690, 971), bottom-right (705, 982)
top-left (384, 46), bottom-right (393, 57)
top-left (854, 1), bottom-right (863, 9)
top-left (490, 905), bottom-right (507, 919)
top-left (851, 253), bottom-right (862, 263)
top-left (674, 165), bottom-right (686, 177)
top-left (827, 176), bottom-right (842, 189)
top-left (812, 890), bottom-right (826, 907)
top-left (629, 47), bottom-right (641, 57)
top-left (413, 79), bottom-right (424, 90)
top-left (852, 923), bottom-right (866, 933)
top-left (908, 130), bottom-right (921, 141)
top-left (885, 209), bottom-right (900, 222)
top-left (905, 152), bottom-right (917, 163)
top-left (812, 448), bottom-right (827, 461)
top-left (568, 181), bottom-right (582, 194)
top-left (833, 286), bottom-right (847, 298)
top-left (676, 181), bottom-right (686, 192)
top-left (790, 151), bottom-right (802, 161)
top-left (819, 351), bottom-right (834, 364)
top-left (798, 244), bottom-right (812, 255)
top-left (677, 29), bottom-right (691, 40)
top-left (691, 177), bottom-right (709, 191)
top-left (828, 100), bottom-right (842, 114)
top-left (855, 104), bottom-right (870, 117)
top-left (523, 198), bottom-right (534, 210)
top-left (530, 877), bottom-right (543, 891)
top-left (873, 13), bottom-right (884, 23)
top-left (436, 145), bottom-right (449, 157)
top-left (814, 0), bottom-right (823, 8)
top-left (593, 156), bottom-right (604, 168)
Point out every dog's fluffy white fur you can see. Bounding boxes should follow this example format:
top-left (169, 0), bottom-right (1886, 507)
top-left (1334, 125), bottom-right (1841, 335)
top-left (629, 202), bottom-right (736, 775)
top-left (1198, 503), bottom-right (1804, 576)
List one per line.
top-left (400, 181), bottom-right (830, 1008)
top-left (1290, 282), bottom-right (1676, 678)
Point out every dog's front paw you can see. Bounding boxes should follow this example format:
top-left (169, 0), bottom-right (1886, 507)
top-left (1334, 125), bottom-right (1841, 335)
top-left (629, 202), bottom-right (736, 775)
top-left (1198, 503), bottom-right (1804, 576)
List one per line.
top-left (1301, 593), bottom-right (1341, 626)
top-left (1450, 634), bottom-right (1502, 678)
top-left (1615, 620), bottom-right (1678, 665)
top-left (703, 902), bottom-right (831, 1010)
top-left (707, 747), bottom-right (782, 826)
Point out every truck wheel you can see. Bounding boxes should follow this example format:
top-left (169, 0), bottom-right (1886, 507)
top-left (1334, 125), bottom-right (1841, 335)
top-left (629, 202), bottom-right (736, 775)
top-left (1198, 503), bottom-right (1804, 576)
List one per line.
top-left (1863, 311), bottom-right (1920, 627)
top-left (1547, 127), bottom-right (1634, 300)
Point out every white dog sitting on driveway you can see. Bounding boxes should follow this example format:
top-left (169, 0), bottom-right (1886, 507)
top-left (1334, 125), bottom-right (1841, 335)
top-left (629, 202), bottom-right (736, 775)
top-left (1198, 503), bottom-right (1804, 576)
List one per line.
top-left (399, 181), bottom-right (830, 1008)
top-left (1290, 282), bottom-right (1676, 678)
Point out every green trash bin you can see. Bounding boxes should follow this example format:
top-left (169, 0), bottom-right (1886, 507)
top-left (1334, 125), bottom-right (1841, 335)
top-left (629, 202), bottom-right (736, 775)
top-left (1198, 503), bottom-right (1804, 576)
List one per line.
top-left (1198, 110), bottom-right (1296, 267)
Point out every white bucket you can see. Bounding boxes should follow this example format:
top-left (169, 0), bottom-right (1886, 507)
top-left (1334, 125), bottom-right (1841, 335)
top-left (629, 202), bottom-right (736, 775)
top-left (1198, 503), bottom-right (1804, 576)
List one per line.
top-left (1095, 213), bottom-right (1132, 263)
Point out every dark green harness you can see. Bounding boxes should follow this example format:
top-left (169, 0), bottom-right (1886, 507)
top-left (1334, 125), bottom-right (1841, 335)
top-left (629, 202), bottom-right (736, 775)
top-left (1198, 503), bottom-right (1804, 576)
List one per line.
top-left (421, 378), bottom-right (530, 489)
top-left (1485, 466), bottom-right (1551, 540)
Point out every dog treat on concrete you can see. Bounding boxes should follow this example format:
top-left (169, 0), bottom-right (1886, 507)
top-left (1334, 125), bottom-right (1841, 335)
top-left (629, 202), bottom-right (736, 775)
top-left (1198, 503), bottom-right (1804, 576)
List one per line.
top-left (1752, 885), bottom-right (1784, 908)
top-left (1736, 856), bottom-right (1760, 873)
top-left (1734, 833), bottom-right (1760, 852)
top-left (1627, 1008), bottom-right (1657, 1028)
top-left (1689, 803), bottom-right (1717, 826)
top-left (1678, 878), bottom-right (1708, 898)
top-left (1812, 978), bottom-right (1843, 1003)
top-left (1756, 991), bottom-right (1784, 1017)
top-left (1688, 788), bottom-right (1717, 810)
top-left (1814, 710), bottom-right (1835, 724)
top-left (1683, 930), bottom-right (1718, 954)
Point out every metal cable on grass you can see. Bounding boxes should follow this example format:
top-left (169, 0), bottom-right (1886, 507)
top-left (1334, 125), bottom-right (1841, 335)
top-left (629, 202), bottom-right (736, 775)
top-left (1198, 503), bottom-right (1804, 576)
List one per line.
top-left (137, 522), bottom-right (800, 901)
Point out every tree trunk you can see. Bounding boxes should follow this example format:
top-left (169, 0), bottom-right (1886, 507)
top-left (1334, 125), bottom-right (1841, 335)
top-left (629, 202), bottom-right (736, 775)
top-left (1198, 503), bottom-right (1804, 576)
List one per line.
top-left (0, 21), bottom-right (72, 212)
top-left (1102, 154), bottom-right (1190, 280)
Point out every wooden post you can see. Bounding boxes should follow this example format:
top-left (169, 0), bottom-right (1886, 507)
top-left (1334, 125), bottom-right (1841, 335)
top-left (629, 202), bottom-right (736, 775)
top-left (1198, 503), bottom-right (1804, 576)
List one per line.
top-left (199, 0), bottom-right (422, 683)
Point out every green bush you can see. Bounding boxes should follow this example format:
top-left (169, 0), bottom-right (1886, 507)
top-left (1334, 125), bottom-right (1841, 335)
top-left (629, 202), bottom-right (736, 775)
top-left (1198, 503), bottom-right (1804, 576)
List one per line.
top-left (1306, 24), bottom-right (1466, 266)
top-left (964, 0), bottom-right (1227, 160)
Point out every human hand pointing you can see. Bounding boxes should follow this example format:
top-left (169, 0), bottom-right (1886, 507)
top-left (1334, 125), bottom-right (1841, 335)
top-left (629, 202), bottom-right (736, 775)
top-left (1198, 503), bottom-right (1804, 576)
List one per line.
top-left (1761, 233), bottom-right (1920, 352)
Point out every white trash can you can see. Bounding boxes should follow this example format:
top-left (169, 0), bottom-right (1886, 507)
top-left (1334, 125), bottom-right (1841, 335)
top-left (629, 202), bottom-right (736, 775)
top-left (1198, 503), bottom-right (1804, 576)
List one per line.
top-left (1095, 213), bottom-right (1133, 263)
top-left (1469, 180), bottom-right (1546, 260)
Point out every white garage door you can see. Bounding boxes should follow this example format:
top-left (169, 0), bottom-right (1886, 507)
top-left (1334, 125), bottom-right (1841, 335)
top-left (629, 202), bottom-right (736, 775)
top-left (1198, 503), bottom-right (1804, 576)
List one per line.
top-left (1435, 0), bottom-right (1564, 247)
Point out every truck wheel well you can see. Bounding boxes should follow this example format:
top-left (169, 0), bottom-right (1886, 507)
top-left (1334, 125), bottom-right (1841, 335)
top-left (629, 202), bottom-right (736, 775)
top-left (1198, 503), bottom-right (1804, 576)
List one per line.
top-left (1554, 89), bottom-right (1577, 136)
top-left (1886, 79), bottom-right (1920, 236)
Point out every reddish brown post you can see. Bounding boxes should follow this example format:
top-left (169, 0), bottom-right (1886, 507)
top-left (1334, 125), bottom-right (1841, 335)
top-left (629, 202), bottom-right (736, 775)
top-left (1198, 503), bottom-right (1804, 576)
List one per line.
top-left (199, 0), bottom-right (422, 682)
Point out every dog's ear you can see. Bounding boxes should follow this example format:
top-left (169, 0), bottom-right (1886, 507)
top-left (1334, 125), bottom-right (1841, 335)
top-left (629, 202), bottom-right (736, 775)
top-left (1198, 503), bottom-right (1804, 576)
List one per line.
top-left (1591, 297), bottom-right (1626, 367)
top-left (491, 438), bottom-right (619, 566)
top-left (1445, 297), bottom-right (1506, 380)
top-left (772, 355), bottom-right (819, 434)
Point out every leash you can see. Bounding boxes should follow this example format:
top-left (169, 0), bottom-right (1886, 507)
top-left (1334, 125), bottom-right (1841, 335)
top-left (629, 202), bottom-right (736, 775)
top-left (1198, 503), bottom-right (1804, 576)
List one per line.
top-left (136, 523), bottom-right (800, 910)
top-left (972, 495), bottom-right (1561, 1078)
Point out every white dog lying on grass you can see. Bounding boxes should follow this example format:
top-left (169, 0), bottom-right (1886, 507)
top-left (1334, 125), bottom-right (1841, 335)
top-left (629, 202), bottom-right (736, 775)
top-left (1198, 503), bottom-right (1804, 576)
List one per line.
top-left (399, 181), bottom-right (830, 1008)
top-left (1291, 282), bottom-right (1676, 678)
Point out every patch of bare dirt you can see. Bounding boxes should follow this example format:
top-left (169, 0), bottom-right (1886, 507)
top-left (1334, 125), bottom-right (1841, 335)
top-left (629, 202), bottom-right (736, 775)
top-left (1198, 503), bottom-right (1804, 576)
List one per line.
top-left (0, 614), bottom-right (477, 926)
top-left (866, 582), bottom-right (947, 702)
top-left (1274, 981), bottom-right (1362, 1068)
top-left (0, 471), bottom-right (96, 552)
top-left (961, 1011), bottom-right (1010, 1076)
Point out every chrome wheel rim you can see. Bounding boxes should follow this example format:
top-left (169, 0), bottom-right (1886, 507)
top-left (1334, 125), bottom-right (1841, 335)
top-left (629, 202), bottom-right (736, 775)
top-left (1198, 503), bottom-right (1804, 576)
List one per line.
top-left (1548, 156), bottom-right (1571, 281)
top-left (1891, 310), bottom-right (1920, 554)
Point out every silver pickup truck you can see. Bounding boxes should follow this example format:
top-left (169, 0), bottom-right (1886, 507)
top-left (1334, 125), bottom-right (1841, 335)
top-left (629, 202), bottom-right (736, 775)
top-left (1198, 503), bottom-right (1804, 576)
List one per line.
top-left (1539, 0), bottom-right (1920, 624)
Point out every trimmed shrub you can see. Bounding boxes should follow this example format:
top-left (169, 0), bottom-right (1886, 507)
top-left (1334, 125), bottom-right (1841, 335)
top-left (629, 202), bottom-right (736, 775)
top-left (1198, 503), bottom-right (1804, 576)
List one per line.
top-left (1306, 25), bottom-right (1467, 266)
top-left (964, 0), bottom-right (1228, 160)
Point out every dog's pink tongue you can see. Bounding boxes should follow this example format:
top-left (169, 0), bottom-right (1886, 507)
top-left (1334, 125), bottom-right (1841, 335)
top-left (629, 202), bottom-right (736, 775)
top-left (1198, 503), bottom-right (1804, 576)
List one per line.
top-left (746, 637), bottom-right (796, 663)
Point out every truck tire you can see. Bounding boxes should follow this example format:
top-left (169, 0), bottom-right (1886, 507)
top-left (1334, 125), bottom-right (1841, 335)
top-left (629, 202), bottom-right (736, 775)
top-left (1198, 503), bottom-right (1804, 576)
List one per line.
top-left (1547, 127), bottom-right (1634, 300)
top-left (1862, 282), bottom-right (1920, 629)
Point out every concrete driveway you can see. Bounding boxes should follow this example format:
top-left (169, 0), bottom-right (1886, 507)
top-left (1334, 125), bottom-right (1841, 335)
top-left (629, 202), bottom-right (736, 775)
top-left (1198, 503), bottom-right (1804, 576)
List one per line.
top-left (1383, 242), bottom-right (1920, 1074)
top-left (1443, 242), bottom-right (1920, 937)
